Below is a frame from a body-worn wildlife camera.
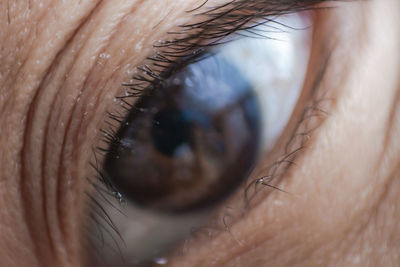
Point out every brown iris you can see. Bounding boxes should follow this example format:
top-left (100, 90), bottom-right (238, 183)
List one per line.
top-left (104, 54), bottom-right (261, 213)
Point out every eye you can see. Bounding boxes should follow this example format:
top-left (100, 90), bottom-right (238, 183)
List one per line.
top-left (103, 13), bottom-right (311, 213)
top-left (91, 12), bottom-right (312, 266)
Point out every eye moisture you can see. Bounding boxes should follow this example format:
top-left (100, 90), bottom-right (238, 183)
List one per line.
top-left (104, 53), bottom-right (262, 213)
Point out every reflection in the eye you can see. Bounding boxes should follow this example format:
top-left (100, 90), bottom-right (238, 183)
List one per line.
top-left (220, 13), bottom-right (311, 152)
top-left (88, 11), bottom-right (312, 267)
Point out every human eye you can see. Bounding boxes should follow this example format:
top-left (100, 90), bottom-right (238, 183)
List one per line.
top-left (86, 1), bottom-right (336, 266)
top-left (7, 0), bottom-right (400, 266)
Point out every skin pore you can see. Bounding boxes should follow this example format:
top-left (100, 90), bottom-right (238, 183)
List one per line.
top-left (1, 0), bottom-right (400, 266)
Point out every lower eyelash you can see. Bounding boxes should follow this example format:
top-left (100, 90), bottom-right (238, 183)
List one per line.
top-left (245, 49), bottom-right (333, 206)
top-left (176, 47), bottom-right (335, 253)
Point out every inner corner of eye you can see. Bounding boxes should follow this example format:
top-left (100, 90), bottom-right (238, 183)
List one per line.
top-left (102, 13), bottom-right (312, 214)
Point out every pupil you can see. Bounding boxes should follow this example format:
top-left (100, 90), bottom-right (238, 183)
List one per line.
top-left (151, 108), bottom-right (192, 156)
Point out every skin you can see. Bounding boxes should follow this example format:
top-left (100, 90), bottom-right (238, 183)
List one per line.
top-left (0, 0), bottom-right (399, 266)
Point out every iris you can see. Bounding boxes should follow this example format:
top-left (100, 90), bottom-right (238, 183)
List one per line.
top-left (104, 53), bottom-right (261, 213)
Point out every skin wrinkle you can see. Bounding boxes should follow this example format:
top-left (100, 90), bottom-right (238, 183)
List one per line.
top-left (19, 1), bottom-right (103, 266)
top-left (40, 0), bottom-right (153, 264)
top-left (33, 1), bottom-right (205, 265)
top-left (54, 1), bottom-right (151, 260)
top-left (35, 2), bottom-right (108, 255)
top-left (49, 0), bottom-right (134, 256)
top-left (1, 0), bottom-right (400, 266)
top-left (2, 0), bottom-right (101, 265)
top-left (46, 1), bottom-right (106, 263)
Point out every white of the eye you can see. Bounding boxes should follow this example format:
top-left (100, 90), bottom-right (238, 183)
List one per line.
top-left (217, 12), bottom-right (312, 152)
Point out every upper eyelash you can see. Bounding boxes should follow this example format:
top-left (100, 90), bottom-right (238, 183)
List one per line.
top-left (116, 0), bottom-right (331, 97)
top-left (86, 0), bottom-right (335, 262)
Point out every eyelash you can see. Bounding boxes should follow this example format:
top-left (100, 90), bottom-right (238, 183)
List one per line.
top-left (86, 0), bottom-right (334, 263)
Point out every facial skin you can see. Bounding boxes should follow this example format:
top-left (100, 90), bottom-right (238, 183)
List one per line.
top-left (0, 0), bottom-right (400, 266)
